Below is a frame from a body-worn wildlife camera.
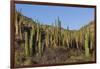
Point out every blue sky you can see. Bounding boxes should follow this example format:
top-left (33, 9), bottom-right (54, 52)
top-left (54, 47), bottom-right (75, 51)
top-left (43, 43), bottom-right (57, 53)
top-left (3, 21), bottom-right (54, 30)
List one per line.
top-left (15, 4), bottom-right (95, 30)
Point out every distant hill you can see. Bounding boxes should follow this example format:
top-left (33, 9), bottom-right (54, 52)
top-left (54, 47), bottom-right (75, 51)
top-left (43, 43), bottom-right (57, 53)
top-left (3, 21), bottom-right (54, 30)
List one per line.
top-left (16, 11), bottom-right (95, 32)
top-left (80, 21), bottom-right (95, 33)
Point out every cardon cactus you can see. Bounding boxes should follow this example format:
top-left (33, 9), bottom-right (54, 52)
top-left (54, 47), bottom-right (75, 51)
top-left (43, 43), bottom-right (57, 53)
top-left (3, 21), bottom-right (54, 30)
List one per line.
top-left (25, 32), bottom-right (29, 56)
top-left (29, 26), bottom-right (35, 56)
top-left (84, 32), bottom-right (90, 57)
top-left (38, 32), bottom-right (42, 56)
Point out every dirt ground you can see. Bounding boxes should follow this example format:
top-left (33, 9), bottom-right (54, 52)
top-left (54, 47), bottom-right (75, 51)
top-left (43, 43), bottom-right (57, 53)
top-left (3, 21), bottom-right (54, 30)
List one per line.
top-left (17, 47), bottom-right (95, 66)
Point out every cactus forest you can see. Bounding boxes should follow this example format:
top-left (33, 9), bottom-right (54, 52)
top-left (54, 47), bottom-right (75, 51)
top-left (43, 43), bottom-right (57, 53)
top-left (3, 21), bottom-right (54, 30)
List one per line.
top-left (14, 8), bottom-right (95, 66)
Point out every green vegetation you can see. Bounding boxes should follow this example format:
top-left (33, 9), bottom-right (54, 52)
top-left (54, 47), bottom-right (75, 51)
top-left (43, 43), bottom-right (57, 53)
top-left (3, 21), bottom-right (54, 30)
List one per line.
top-left (15, 11), bottom-right (95, 66)
top-left (85, 32), bottom-right (90, 57)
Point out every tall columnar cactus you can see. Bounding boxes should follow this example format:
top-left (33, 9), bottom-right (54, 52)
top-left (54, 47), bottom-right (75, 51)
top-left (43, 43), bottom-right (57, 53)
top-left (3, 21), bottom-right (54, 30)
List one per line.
top-left (84, 32), bottom-right (90, 57)
top-left (36, 24), bottom-right (39, 55)
top-left (50, 31), bottom-right (53, 47)
top-left (67, 36), bottom-right (69, 48)
top-left (19, 13), bottom-right (24, 40)
top-left (53, 27), bottom-right (57, 47)
top-left (45, 29), bottom-right (49, 48)
top-left (38, 32), bottom-right (42, 56)
top-left (15, 11), bottom-right (18, 36)
top-left (69, 31), bottom-right (72, 48)
top-left (29, 26), bottom-right (35, 56)
top-left (79, 31), bottom-right (83, 48)
top-left (25, 32), bottom-right (29, 56)
top-left (90, 32), bottom-right (94, 50)
top-left (57, 17), bottom-right (61, 46)
top-left (75, 32), bottom-right (79, 49)
top-left (36, 23), bottom-right (42, 56)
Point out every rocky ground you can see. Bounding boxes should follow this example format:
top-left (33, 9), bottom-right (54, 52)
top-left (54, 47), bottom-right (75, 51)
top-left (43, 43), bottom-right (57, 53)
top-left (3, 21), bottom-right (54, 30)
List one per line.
top-left (15, 47), bottom-right (95, 66)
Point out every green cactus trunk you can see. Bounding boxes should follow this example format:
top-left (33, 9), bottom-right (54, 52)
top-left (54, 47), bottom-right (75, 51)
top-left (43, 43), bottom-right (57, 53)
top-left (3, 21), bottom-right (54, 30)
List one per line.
top-left (45, 30), bottom-right (49, 48)
top-left (15, 11), bottom-right (18, 36)
top-left (19, 15), bottom-right (24, 40)
top-left (84, 33), bottom-right (90, 57)
top-left (25, 32), bottom-right (29, 56)
top-left (29, 27), bottom-right (35, 56)
top-left (36, 24), bottom-right (42, 56)
top-left (38, 33), bottom-right (42, 56)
